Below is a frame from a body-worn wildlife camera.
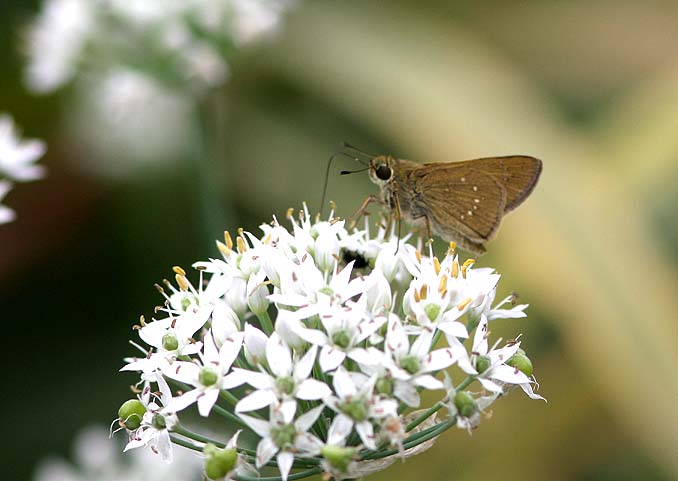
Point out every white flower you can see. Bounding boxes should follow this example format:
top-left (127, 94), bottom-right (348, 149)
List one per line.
top-left (0, 114), bottom-right (46, 181)
top-left (235, 333), bottom-right (331, 412)
top-left (382, 317), bottom-right (458, 407)
top-left (470, 288), bottom-right (529, 322)
top-left (325, 367), bottom-right (398, 450)
top-left (25, 0), bottom-right (92, 93)
top-left (163, 332), bottom-right (245, 416)
top-left (459, 315), bottom-right (543, 400)
top-left (34, 425), bottom-right (201, 481)
top-left (0, 181), bottom-right (15, 225)
top-left (238, 402), bottom-right (324, 481)
top-left (123, 375), bottom-right (178, 463)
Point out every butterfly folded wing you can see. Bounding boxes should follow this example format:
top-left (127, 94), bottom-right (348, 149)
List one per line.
top-left (409, 168), bottom-right (507, 249)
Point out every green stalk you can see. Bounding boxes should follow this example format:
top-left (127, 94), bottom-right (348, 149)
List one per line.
top-left (256, 311), bottom-right (275, 335)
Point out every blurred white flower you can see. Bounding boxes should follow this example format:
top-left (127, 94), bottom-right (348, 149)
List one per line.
top-left (25, 0), bottom-right (92, 93)
top-left (73, 68), bottom-right (193, 172)
top-left (0, 181), bottom-right (16, 224)
top-left (0, 114), bottom-right (46, 181)
top-left (33, 425), bottom-right (201, 481)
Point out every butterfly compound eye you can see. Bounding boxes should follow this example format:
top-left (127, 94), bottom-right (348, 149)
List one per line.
top-left (375, 164), bottom-right (392, 181)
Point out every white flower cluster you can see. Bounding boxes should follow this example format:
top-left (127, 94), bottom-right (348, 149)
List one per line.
top-left (26, 0), bottom-right (295, 93)
top-left (118, 205), bottom-right (544, 481)
top-left (24, 0), bottom-right (296, 166)
top-left (0, 114), bottom-right (46, 224)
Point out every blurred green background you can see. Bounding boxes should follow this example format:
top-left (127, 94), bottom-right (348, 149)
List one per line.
top-left (1, 1), bottom-right (676, 480)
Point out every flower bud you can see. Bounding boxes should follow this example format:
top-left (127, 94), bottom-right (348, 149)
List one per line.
top-left (270, 423), bottom-right (297, 449)
top-left (340, 398), bottom-right (368, 422)
top-left (454, 390), bottom-right (478, 418)
top-left (199, 367), bottom-right (219, 387)
top-left (247, 276), bottom-right (270, 316)
top-left (314, 230), bottom-right (340, 272)
top-left (475, 355), bottom-right (491, 374)
top-left (203, 443), bottom-right (238, 479)
top-left (162, 332), bottom-right (179, 351)
top-left (376, 376), bottom-right (394, 396)
top-left (506, 349), bottom-right (533, 377)
top-left (321, 445), bottom-right (357, 473)
top-left (118, 399), bottom-right (146, 430)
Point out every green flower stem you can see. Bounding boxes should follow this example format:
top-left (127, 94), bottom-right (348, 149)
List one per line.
top-left (234, 467), bottom-right (323, 481)
top-left (164, 378), bottom-right (252, 429)
top-left (256, 311), bottom-right (275, 335)
top-left (359, 418), bottom-right (455, 461)
top-left (170, 432), bottom-right (318, 470)
top-left (405, 376), bottom-right (475, 432)
top-left (192, 93), bottom-right (233, 251)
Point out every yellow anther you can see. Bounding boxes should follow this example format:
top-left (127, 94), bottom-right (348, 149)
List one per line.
top-left (452, 259), bottom-right (459, 278)
top-left (420, 284), bottom-right (428, 300)
top-left (413, 288), bottom-right (421, 303)
top-left (329, 200), bottom-right (337, 211)
top-left (172, 266), bottom-right (186, 276)
top-left (237, 227), bottom-right (244, 237)
top-left (461, 259), bottom-right (475, 279)
top-left (139, 315), bottom-right (146, 326)
top-left (216, 240), bottom-right (231, 257)
top-left (175, 273), bottom-right (189, 291)
top-left (433, 257), bottom-right (441, 275)
top-left (236, 236), bottom-right (247, 253)
top-left (286, 207), bottom-right (294, 219)
top-left (415, 250), bottom-right (422, 263)
top-left (438, 275), bottom-right (447, 295)
top-left (224, 230), bottom-right (233, 250)
top-left (456, 297), bottom-right (472, 310)
top-left (263, 233), bottom-right (272, 245)
top-left (448, 241), bottom-right (457, 255)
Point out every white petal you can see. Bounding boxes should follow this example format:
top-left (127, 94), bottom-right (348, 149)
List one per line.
top-left (266, 332), bottom-right (293, 377)
top-left (244, 323), bottom-right (268, 365)
top-left (238, 414), bottom-right (271, 438)
top-left (278, 399), bottom-right (298, 424)
top-left (277, 451), bottom-right (294, 481)
top-left (295, 326), bottom-right (328, 346)
top-left (319, 345), bottom-right (346, 372)
top-left (347, 347), bottom-right (381, 366)
top-left (332, 367), bottom-right (356, 398)
top-left (236, 389), bottom-right (277, 413)
top-left (154, 429), bottom-right (173, 463)
top-left (218, 332), bottom-right (244, 369)
top-left (234, 368), bottom-right (274, 390)
top-left (162, 361), bottom-right (200, 384)
top-left (295, 404), bottom-right (324, 432)
top-left (293, 345), bottom-right (317, 381)
top-left (296, 379), bottom-right (331, 401)
top-left (422, 348), bottom-right (457, 372)
top-left (354, 316), bottom-right (387, 343)
top-left (164, 389), bottom-right (200, 413)
top-left (356, 421), bottom-right (376, 450)
top-left (222, 369), bottom-right (250, 390)
top-left (197, 388), bottom-right (219, 416)
top-left (437, 320), bottom-right (469, 339)
top-left (520, 382), bottom-right (547, 401)
top-left (410, 330), bottom-right (434, 358)
top-left (490, 365), bottom-right (531, 385)
top-left (394, 382), bottom-right (420, 407)
top-left (256, 437), bottom-right (278, 468)
top-left (478, 377), bottom-right (503, 393)
top-left (327, 414), bottom-right (353, 445)
top-left (413, 374), bottom-right (444, 390)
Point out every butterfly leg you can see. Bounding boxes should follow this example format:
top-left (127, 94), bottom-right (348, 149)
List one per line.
top-left (349, 194), bottom-right (378, 229)
top-left (393, 193), bottom-right (403, 254)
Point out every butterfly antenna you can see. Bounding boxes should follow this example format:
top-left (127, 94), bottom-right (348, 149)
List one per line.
top-left (342, 142), bottom-right (379, 158)
top-left (320, 152), bottom-right (367, 217)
